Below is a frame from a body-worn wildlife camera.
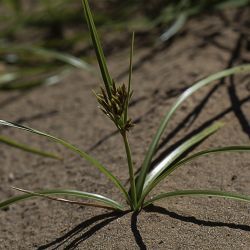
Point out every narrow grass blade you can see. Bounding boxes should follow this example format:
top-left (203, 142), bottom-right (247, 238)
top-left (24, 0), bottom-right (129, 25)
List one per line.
top-left (160, 13), bottom-right (187, 42)
top-left (137, 122), bottom-right (223, 207)
top-left (0, 45), bottom-right (92, 71)
top-left (12, 187), bottom-right (123, 210)
top-left (172, 145), bottom-right (250, 172)
top-left (0, 135), bottom-right (61, 159)
top-left (0, 120), bottom-right (129, 202)
top-left (136, 64), bottom-right (250, 198)
top-left (0, 79), bottom-right (45, 91)
top-left (26, 47), bottom-right (92, 71)
top-left (142, 145), bottom-right (250, 202)
top-left (124, 32), bottom-right (134, 123)
top-left (0, 188), bottom-right (124, 211)
top-left (81, 0), bottom-right (112, 97)
top-left (0, 68), bottom-right (71, 91)
top-left (143, 189), bottom-right (250, 208)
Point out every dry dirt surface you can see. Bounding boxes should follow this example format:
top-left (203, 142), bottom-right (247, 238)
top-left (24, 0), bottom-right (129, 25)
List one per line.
top-left (0, 8), bottom-right (250, 250)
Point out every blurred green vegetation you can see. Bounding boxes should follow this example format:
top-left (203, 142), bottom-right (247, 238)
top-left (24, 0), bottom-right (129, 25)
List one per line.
top-left (0, 0), bottom-right (249, 90)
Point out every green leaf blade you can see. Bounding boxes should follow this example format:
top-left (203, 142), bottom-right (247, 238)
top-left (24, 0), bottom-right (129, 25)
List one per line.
top-left (124, 32), bottom-right (135, 123)
top-left (0, 120), bottom-right (129, 202)
top-left (0, 189), bottom-right (124, 211)
top-left (0, 135), bottom-right (61, 160)
top-left (142, 122), bottom-right (223, 197)
top-left (0, 45), bottom-right (93, 70)
top-left (141, 145), bottom-right (250, 204)
top-left (175, 145), bottom-right (250, 169)
top-left (81, 0), bottom-right (112, 97)
top-left (136, 64), bottom-right (250, 198)
top-left (143, 189), bottom-right (250, 208)
top-left (160, 13), bottom-right (187, 42)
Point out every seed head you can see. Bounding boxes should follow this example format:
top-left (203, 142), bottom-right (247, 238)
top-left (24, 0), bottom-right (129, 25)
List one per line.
top-left (95, 80), bottom-right (134, 132)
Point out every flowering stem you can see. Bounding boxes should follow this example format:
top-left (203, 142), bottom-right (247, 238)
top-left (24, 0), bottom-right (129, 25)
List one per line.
top-left (122, 132), bottom-right (137, 209)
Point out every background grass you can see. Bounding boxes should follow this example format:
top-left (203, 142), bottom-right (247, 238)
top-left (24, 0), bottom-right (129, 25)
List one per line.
top-left (1, 0), bottom-right (249, 88)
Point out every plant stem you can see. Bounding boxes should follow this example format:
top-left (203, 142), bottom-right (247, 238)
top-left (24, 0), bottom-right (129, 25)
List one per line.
top-left (122, 132), bottom-right (137, 209)
top-left (124, 32), bottom-right (134, 123)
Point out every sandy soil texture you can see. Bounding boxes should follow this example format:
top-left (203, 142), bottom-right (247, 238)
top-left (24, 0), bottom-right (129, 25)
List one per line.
top-left (0, 8), bottom-right (250, 250)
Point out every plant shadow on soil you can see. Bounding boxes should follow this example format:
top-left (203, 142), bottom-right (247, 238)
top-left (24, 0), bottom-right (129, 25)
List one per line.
top-left (37, 211), bottom-right (126, 250)
top-left (17, 75), bottom-right (250, 249)
top-left (5, 74), bottom-right (248, 250)
top-left (1, 7), bottom-right (250, 250)
top-left (37, 205), bottom-right (250, 250)
top-left (36, 85), bottom-right (250, 249)
top-left (36, 16), bottom-right (250, 249)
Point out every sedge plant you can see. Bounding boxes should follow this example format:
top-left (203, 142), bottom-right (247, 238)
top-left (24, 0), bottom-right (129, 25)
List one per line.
top-left (1, 0), bottom-right (250, 213)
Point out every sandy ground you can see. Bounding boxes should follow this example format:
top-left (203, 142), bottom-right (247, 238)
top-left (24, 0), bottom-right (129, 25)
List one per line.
top-left (0, 8), bottom-right (250, 250)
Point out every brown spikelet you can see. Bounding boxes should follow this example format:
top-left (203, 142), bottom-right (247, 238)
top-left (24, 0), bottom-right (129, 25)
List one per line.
top-left (94, 81), bottom-right (134, 132)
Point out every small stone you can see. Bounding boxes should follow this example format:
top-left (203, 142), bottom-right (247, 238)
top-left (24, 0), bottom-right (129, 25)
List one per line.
top-left (231, 175), bottom-right (237, 181)
top-left (8, 173), bottom-right (14, 182)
